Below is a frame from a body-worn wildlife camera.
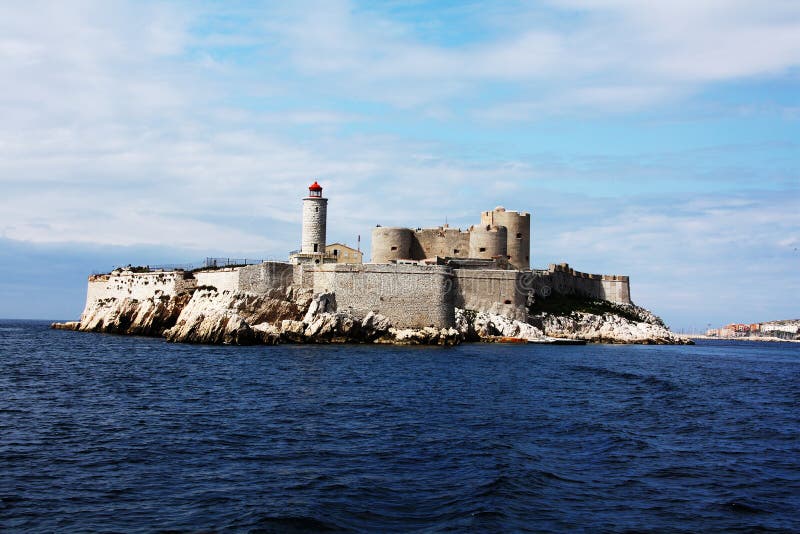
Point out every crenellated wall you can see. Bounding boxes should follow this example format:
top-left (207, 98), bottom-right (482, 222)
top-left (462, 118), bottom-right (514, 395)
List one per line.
top-left (544, 263), bottom-right (631, 304)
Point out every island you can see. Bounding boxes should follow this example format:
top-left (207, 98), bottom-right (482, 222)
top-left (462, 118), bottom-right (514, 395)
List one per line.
top-left (53, 182), bottom-right (690, 346)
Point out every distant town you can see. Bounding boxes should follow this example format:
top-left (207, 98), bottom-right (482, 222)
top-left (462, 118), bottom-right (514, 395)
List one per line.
top-left (705, 320), bottom-right (799, 341)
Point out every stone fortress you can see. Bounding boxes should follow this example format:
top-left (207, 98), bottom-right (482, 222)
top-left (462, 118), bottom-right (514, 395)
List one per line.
top-left (81, 182), bottom-right (631, 332)
top-left (372, 207), bottom-right (530, 269)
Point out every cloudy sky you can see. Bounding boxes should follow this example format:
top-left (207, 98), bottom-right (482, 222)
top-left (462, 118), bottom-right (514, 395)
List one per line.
top-left (1, 0), bottom-right (798, 329)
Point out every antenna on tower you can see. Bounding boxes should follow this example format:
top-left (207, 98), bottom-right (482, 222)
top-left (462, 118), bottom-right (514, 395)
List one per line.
top-left (357, 234), bottom-right (361, 252)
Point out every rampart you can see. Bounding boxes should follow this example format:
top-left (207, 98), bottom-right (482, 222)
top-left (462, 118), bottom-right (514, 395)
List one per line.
top-left (542, 263), bottom-right (631, 304)
top-left (452, 269), bottom-right (528, 321)
top-left (237, 262), bottom-right (295, 293)
top-left (307, 263), bottom-right (456, 329)
top-left (83, 270), bottom-right (197, 320)
top-left (86, 270), bottom-right (197, 302)
top-left (82, 260), bottom-right (631, 333)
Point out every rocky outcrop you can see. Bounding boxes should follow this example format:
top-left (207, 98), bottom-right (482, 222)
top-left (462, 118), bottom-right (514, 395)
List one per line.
top-left (532, 311), bottom-right (691, 344)
top-left (454, 309), bottom-right (544, 341)
top-left (55, 283), bottom-right (688, 346)
top-left (163, 287), bottom-right (306, 345)
top-left (76, 293), bottom-right (192, 336)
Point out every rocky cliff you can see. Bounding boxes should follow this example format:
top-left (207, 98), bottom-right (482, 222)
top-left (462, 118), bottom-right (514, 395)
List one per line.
top-left (55, 284), bottom-right (688, 346)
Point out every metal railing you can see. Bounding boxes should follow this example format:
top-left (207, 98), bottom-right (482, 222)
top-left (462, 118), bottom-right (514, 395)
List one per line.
top-left (107, 257), bottom-right (272, 274)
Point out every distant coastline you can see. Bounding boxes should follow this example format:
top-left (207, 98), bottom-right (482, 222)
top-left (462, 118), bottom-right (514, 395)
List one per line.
top-left (688, 334), bottom-right (799, 344)
top-left (702, 319), bottom-right (799, 343)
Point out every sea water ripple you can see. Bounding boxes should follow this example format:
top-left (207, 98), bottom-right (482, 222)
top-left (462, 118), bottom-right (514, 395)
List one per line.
top-left (1, 321), bottom-right (799, 532)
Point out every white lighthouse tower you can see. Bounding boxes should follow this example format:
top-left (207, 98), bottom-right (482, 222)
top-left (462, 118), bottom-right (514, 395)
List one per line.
top-left (290, 181), bottom-right (334, 265)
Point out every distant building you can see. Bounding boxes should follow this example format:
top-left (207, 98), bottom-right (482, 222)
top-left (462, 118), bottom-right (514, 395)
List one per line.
top-left (326, 242), bottom-right (363, 264)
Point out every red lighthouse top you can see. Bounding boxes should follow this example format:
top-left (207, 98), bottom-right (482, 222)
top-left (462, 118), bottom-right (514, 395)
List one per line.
top-left (307, 181), bottom-right (323, 198)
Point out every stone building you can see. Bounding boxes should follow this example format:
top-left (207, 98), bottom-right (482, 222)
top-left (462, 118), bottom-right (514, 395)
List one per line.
top-left (326, 242), bottom-right (363, 264)
top-left (371, 206), bottom-right (531, 270)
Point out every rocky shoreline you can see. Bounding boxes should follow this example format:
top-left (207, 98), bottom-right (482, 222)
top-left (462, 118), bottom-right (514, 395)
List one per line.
top-left (53, 285), bottom-right (691, 346)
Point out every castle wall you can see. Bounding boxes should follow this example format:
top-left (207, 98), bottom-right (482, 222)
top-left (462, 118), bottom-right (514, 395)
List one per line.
top-left (453, 269), bottom-right (528, 321)
top-left (195, 269), bottom-right (240, 293)
top-left (413, 227), bottom-right (471, 260)
top-left (468, 225), bottom-right (507, 261)
top-left (82, 270), bottom-right (197, 320)
top-left (545, 264), bottom-right (632, 304)
top-left (310, 264), bottom-right (455, 329)
top-left (238, 262), bottom-right (295, 293)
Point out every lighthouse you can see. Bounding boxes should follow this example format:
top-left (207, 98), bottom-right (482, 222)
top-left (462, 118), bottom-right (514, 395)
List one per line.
top-left (301, 181), bottom-right (327, 255)
top-left (290, 181), bottom-right (334, 265)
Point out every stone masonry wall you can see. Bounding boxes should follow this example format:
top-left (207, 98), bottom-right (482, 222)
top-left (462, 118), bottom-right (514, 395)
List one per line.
top-left (82, 270), bottom-right (197, 320)
top-left (194, 269), bottom-right (240, 293)
top-left (413, 227), bottom-right (471, 260)
top-left (543, 263), bottom-right (632, 304)
top-left (453, 269), bottom-right (528, 321)
top-left (310, 263), bottom-right (456, 329)
top-left (238, 262), bottom-right (295, 293)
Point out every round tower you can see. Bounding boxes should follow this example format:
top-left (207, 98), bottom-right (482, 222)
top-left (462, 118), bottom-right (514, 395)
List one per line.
top-left (468, 224), bottom-right (507, 260)
top-left (371, 227), bottom-right (413, 263)
top-left (480, 206), bottom-right (531, 270)
top-left (301, 181), bottom-right (327, 255)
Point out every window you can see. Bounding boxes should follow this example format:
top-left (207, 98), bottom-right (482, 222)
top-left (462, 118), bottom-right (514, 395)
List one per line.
top-left (391, 246), bottom-right (397, 251)
top-left (453, 249), bottom-right (459, 254)
top-left (516, 232), bottom-right (522, 239)
top-left (313, 243), bottom-right (318, 252)
top-left (333, 249), bottom-right (338, 256)
top-left (479, 247), bottom-right (486, 252)
top-left (504, 299), bottom-right (512, 304)
top-left (315, 206), bottom-right (319, 212)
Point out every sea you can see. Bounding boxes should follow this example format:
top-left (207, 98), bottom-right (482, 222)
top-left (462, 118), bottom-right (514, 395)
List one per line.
top-left (1, 320), bottom-right (798, 533)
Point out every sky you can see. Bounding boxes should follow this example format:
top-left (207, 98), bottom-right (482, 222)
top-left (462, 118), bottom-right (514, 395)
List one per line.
top-left (0, 0), bottom-right (798, 330)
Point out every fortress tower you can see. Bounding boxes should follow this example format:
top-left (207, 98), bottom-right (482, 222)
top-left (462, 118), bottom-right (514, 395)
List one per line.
top-left (480, 207), bottom-right (531, 270)
top-left (301, 181), bottom-right (327, 255)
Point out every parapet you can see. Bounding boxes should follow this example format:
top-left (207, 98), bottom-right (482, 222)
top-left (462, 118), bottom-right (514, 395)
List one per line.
top-left (545, 263), bottom-right (632, 304)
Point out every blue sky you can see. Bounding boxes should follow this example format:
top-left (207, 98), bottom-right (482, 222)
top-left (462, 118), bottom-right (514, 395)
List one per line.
top-left (0, 0), bottom-right (798, 330)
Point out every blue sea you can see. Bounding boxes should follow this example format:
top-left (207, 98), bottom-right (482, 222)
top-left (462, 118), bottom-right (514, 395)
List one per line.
top-left (1, 320), bottom-right (799, 532)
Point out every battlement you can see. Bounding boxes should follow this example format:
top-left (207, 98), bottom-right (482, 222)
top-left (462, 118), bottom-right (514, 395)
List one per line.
top-left (372, 206), bottom-right (531, 269)
top-left (545, 263), bottom-right (631, 304)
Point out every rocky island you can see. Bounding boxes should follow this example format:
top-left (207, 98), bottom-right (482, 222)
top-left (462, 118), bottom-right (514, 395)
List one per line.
top-left (54, 182), bottom-right (689, 346)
